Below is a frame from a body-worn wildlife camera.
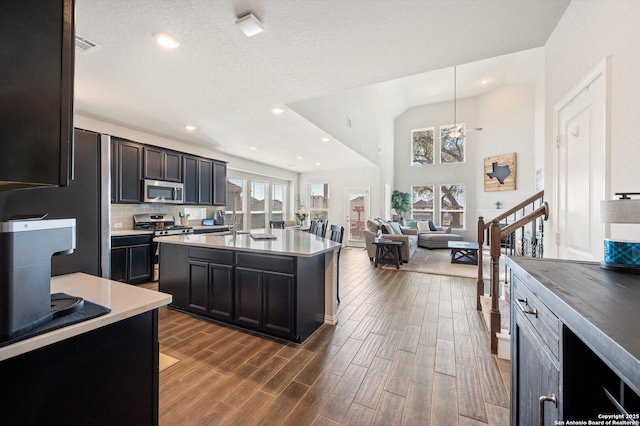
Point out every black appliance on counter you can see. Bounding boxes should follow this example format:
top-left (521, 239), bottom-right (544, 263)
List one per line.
top-left (0, 129), bottom-right (110, 278)
top-left (0, 218), bottom-right (78, 341)
top-left (134, 214), bottom-right (193, 281)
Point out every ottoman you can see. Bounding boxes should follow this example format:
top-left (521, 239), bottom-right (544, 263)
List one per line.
top-left (418, 232), bottom-right (464, 249)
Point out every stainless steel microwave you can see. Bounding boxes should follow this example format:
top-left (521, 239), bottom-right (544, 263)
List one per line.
top-left (142, 179), bottom-right (184, 204)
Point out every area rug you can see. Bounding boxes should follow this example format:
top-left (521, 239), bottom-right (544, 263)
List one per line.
top-left (401, 247), bottom-right (491, 279)
top-left (159, 353), bottom-right (180, 372)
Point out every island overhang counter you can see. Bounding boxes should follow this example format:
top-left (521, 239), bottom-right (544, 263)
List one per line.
top-left (156, 228), bottom-right (341, 342)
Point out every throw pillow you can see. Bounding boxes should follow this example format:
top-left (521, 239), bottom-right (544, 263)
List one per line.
top-left (366, 220), bottom-right (379, 233)
top-left (404, 220), bottom-right (418, 230)
top-left (380, 222), bottom-right (393, 234)
top-left (389, 222), bottom-right (402, 235)
top-left (428, 220), bottom-right (438, 231)
top-left (417, 221), bottom-right (431, 233)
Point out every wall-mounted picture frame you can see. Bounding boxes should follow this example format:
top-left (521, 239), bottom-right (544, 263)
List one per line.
top-left (484, 152), bottom-right (516, 191)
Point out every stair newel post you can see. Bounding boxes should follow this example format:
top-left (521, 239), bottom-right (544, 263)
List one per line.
top-left (477, 216), bottom-right (485, 311)
top-left (490, 220), bottom-right (502, 354)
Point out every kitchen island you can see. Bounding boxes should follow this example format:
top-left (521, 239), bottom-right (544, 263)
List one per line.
top-left (156, 228), bottom-right (341, 342)
top-left (0, 273), bottom-right (171, 425)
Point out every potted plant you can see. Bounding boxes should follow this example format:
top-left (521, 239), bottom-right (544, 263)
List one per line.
top-left (391, 190), bottom-right (411, 224)
top-left (178, 211), bottom-right (190, 226)
top-left (295, 194), bottom-right (307, 226)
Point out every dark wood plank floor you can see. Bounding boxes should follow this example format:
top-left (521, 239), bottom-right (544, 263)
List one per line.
top-left (145, 247), bottom-right (510, 425)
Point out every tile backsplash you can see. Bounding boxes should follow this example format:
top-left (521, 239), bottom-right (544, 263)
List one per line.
top-left (110, 204), bottom-right (223, 230)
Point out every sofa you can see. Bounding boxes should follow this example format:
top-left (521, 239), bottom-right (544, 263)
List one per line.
top-left (406, 219), bottom-right (463, 249)
top-left (363, 219), bottom-right (418, 263)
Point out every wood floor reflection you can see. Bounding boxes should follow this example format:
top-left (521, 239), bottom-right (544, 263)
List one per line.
top-left (145, 247), bottom-right (510, 425)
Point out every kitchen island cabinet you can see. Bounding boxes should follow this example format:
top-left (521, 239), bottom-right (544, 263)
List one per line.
top-left (0, 273), bottom-right (171, 425)
top-left (157, 229), bottom-right (341, 342)
top-left (507, 257), bottom-right (640, 425)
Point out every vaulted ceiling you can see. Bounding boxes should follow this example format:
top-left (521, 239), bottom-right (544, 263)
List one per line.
top-left (74, 0), bottom-right (570, 172)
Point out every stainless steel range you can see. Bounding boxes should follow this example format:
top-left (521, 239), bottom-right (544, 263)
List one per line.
top-left (133, 214), bottom-right (193, 281)
top-left (133, 213), bottom-right (193, 236)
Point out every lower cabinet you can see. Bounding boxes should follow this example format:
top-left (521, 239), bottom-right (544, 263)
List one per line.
top-left (158, 243), bottom-right (324, 342)
top-left (509, 258), bottom-right (640, 425)
top-left (188, 259), bottom-right (233, 321)
top-left (111, 235), bottom-right (152, 284)
top-left (512, 310), bottom-right (559, 425)
top-left (235, 267), bottom-right (294, 336)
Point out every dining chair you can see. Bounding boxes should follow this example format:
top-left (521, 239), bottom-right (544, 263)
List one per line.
top-left (328, 225), bottom-right (344, 303)
top-left (269, 220), bottom-right (285, 229)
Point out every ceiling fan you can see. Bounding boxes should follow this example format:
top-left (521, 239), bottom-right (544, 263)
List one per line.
top-left (448, 65), bottom-right (482, 138)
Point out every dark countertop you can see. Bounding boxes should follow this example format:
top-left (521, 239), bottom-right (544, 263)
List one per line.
top-left (506, 257), bottom-right (640, 395)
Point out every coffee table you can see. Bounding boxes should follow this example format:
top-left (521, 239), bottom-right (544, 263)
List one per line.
top-left (373, 238), bottom-right (403, 269)
top-left (448, 241), bottom-right (479, 265)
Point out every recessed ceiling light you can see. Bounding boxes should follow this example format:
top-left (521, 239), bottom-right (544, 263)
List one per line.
top-left (249, 146), bottom-right (257, 150)
top-left (154, 33), bottom-right (180, 49)
top-left (321, 136), bottom-right (330, 142)
top-left (296, 156), bottom-right (304, 160)
top-left (235, 13), bottom-right (264, 37)
top-left (481, 79), bottom-right (489, 85)
top-left (184, 125), bottom-right (196, 130)
top-left (315, 162), bottom-right (321, 166)
top-left (271, 106), bottom-right (285, 114)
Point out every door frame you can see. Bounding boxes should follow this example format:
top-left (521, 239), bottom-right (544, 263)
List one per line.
top-left (344, 187), bottom-right (370, 248)
top-left (552, 56), bottom-right (610, 258)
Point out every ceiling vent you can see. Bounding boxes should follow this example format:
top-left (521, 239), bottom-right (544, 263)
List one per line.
top-left (75, 34), bottom-right (101, 54)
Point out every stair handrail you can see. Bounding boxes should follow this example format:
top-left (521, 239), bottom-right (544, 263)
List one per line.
top-left (476, 190), bottom-right (544, 310)
top-left (476, 190), bottom-right (547, 355)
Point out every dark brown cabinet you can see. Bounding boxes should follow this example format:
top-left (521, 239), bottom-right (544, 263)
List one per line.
top-left (213, 160), bottom-right (227, 206)
top-left (113, 138), bottom-right (143, 203)
top-left (186, 251), bottom-right (233, 321)
top-left (183, 155), bottom-right (214, 205)
top-left (111, 138), bottom-right (226, 205)
top-left (143, 146), bottom-right (182, 182)
top-left (111, 235), bottom-right (152, 284)
top-left (234, 267), bottom-right (294, 335)
top-left (158, 243), bottom-right (325, 342)
top-left (0, 0), bottom-right (75, 191)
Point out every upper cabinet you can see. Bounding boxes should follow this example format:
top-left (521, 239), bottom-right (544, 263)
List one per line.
top-left (0, 0), bottom-right (75, 190)
top-left (143, 147), bottom-right (182, 182)
top-left (213, 160), bottom-right (227, 206)
top-left (183, 155), bottom-right (212, 205)
top-left (111, 138), bottom-right (227, 206)
top-left (112, 137), bottom-right (143, 204)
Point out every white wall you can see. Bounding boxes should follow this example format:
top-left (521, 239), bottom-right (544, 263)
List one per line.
top-left (394, 86), bottom-right (536, 240)
top-left (544, 0), bottom-right (640, 256)
top-left (288, 85), bottom-right (395, 218)
top-left (299, 166), bottom-right (381, 229)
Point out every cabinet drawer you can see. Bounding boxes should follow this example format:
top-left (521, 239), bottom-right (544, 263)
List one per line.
top-left (188, 247), bottom-right (233, 264)
top-left (112, 235), bottom-right (152, 247)
top-left (236, 252), bottom-right (295, 274)
top-left (512, 275), bottom-right (560, 358)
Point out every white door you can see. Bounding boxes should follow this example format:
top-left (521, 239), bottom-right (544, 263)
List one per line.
top-left (345, 187), bottom-right (370, 248)
top-left (555, 59), bottom-right (608, 261)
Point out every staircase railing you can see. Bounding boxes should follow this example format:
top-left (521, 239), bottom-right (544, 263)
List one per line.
top-left (476, 190), bottom-right (548, 354)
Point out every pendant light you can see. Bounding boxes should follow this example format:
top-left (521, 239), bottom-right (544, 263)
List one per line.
top-left (448, 65), bottom-right (482, 138)
top-left (449, 66), bottom-right (463, 138)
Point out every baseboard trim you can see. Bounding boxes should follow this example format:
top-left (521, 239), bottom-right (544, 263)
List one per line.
top-left (324, 314), bottom-right (338, 325)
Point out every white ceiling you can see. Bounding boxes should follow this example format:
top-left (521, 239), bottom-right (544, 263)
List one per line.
top-left (74, 0), bottom-right (570, 172)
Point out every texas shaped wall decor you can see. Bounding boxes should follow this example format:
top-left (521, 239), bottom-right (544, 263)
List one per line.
top-left (484, 152), bottom-right (516, 191)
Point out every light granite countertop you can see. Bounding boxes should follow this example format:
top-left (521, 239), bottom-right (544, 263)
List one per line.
top-left (155, 228), bottom-right (341, 257)
top-left (0, 273), bottom-right (171, 361)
